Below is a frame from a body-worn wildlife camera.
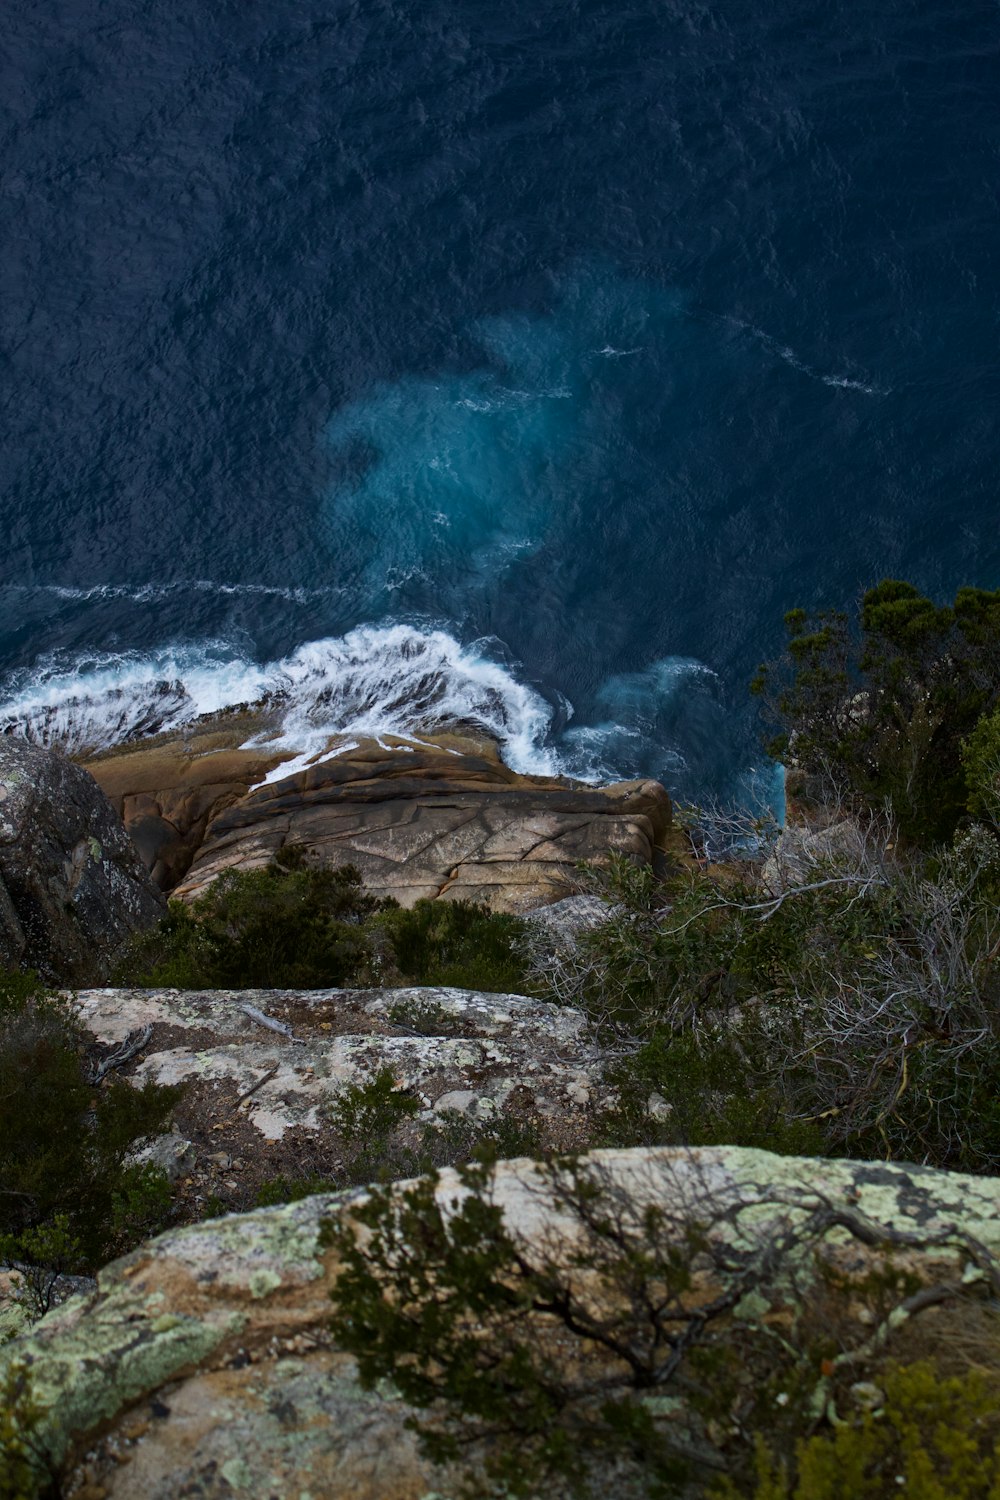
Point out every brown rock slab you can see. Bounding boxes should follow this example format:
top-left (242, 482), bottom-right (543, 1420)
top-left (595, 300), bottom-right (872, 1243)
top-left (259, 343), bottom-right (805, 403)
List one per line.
top-left (173, 742), bottom-right (671, 912)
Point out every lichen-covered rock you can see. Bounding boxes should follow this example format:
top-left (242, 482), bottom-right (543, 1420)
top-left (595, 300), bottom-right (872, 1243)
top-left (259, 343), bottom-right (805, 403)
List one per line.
top-left (70, 986), bottom-right (603, 1200)
top-left (0, 737), bottom-right (165, 981)
top-left (4, 1146), bottom-right (1000, 1499)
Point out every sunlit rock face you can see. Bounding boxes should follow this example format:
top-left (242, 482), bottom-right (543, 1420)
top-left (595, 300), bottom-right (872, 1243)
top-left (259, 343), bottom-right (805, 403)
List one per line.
top-left (88, 726), bottom-right (671, 909)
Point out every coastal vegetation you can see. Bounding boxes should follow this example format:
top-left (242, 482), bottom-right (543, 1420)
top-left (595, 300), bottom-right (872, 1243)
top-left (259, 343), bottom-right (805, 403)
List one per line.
top-left (325, 1153), bottom-right (1000, 1499)
top-left (7, 577), bottom-right (1000, 1496)
top-left (114, 845), bottom-right (529, 995)
top-left (323, 578), bottom-right (1000, 1497)
top-left (0, 970), bottom-right (180, 1279)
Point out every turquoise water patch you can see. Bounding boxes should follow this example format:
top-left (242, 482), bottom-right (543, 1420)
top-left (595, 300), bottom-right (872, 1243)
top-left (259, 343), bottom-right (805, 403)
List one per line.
top-left (321, 267), bottom-right (686, 618)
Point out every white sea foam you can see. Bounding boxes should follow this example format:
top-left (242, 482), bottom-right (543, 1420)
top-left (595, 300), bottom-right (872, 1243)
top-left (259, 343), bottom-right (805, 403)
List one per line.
top-left (0, 626), bottom-right (566, 777)
top-left (0, 643), bottom-right (276, 754)
top-left (0, 625), bottom-right (720, 791)
top-left (241, 625), bottom-right (564, 782)
top-left (0, 580), bottom-right (339, 606)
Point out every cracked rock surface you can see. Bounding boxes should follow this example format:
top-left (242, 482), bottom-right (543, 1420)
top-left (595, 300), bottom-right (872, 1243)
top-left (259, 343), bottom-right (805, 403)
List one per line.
top-left (72, 986), bottom-right (604, 1204)
top-left (0, 738), bottom-right (164, 982)
top-left (89, 732), bottom-right (671, 909)
top-left (6, 1146), bottom-right (1000, 1500)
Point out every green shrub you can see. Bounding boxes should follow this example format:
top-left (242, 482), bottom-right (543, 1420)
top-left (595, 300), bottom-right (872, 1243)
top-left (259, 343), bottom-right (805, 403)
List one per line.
top-left (326, 1065), bottom-right (421, 1141)
top-left (327, 1158), bottom-right (999, 1500)
top-left (373, 897), bottom-right (529, 993)
top-left (115, 849), bottom-right (385, 989)
top-left (963, 706), bottom-right (1000, 827)
top-left (536, 832), bottom-right (1000, 1174)
top-left (325, 1158), bottom-right (698, 1497)
top-left (117, 854), bottom-right (529, 995)
top-left (0, 1363), bottom-right (54, 1500)
top-left (752, 579), bottom-right (1000, 844)
top-left (254, 1173), bottom-right (340, 1208)
top-left (0, 978), bottom-right (180, 1267)
top-left (733, 1362), bottom-right (1000, 1500)
top-left (598, 1030), bottom-right (823, 1158)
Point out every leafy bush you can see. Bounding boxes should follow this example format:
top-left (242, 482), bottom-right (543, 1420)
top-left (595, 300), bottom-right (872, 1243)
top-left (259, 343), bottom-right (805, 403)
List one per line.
top-left (598, 1030), bottom-right (823, 1158)
top-left (963, 705), bottom-right (1000, 827)
top-left (115, 849), bottom-right (385, 989)
top-left (326, 1156), bottom-right (1000, 1499)
top-left (751, 579), bottom-right (1000, 844)
top-left (535, 828), bottom-right (1000, 1173)
top-left (0, 974), bottom-right (180, 1268)
top-left (326, 1065), bottom-right (421, 1143)
top-left (735, 1362), bottom-right (1000, 1500)
top-left (326, 1157), bottom-right (701, 1498)
top-left (0, 1363), bottom-right (54, 1500)
top-left (374, 898), bottom-right (529, 993)
top-left (116, 852), bottom-right (529, 995)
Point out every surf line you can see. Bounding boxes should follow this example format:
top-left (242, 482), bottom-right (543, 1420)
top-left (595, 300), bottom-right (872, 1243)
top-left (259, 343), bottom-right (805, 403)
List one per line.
top-left (688, 306), bottom-right (889, 397)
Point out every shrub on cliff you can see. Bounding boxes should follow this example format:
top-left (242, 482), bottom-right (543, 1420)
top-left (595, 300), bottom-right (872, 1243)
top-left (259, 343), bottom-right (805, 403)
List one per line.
top-left (0, 971), bottom-right (180, 1269)
top-left (373, 897), bottom-right (529, 993)
top-left (751, 578), bottom-right (1000, 844)
top-left (732, 1362), bottom-right (1000, 1499)
top-left (325, 1155), bottom-right (1000, 1499)
top-left (116, 850), bottom-right (529, 994)
top-left (115, 848), bottom-right (385, 989)
top-left (537, 828), bottom-right (1000, 1174)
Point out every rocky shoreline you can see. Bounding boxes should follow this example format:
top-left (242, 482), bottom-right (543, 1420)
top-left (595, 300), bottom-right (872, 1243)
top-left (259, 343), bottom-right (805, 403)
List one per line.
top-left (83, 719), bottom-right (673, 912)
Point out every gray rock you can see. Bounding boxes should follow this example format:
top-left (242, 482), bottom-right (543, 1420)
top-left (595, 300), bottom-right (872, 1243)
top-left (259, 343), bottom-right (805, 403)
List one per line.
top-left (0, 737), bottom-right (165, 982)
top-left (71, 985), bottom-right (602, 1143)
top-left (433, 1089), bottom-right (487, 1117)
top-left (130, 1132), bottom-right (197, 1183)
top-left (762, 817), bottom-right (868, 893)
top-left (6, 1146), bottom-right (1000, 1499)
top-left (647, 1091), bottom-right (673, 1121)
top-left (524, 892), bottom-right (614, 949)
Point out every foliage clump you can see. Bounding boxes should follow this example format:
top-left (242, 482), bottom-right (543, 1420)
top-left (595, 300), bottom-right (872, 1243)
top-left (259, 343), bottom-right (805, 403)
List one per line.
top-left (115, 848), bottom-right (384, 989)
top-left (0, 970), bottom-right (179, 1273)
top-left (751, 579), bottom-right (1000, 844)
top-left (327, 1154), bottom-right (1000, 1499)
top-left (0, 1363), bottom-right (54, 1500)
top-left (373, 897), bottom-right (528, 994)
top-left (735, 1362), bottom-right (1000, 1499)
top-left (115, 848), bottom-right (528, 994)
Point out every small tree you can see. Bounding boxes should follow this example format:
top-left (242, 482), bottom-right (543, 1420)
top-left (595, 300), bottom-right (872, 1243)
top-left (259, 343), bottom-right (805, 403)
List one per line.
top-left (752, 579), bottom-right (1000, 843)
top-left (0, 975), bottom-right (180, 1268)
top-left (326, 1155), bottom-right (1000, 1498)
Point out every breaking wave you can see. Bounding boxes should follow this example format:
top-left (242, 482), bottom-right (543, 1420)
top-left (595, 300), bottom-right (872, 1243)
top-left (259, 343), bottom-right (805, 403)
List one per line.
top-left (0, 624), bottom-right (715, 787)
top-left (0, 627), bottom-right (561, 776)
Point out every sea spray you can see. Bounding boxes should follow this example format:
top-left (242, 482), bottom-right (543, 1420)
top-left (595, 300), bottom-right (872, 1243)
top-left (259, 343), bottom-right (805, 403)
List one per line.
top-left (0, 624), bottom-right (720, 791)
top-left (0, 626), bottom-right (562, 775)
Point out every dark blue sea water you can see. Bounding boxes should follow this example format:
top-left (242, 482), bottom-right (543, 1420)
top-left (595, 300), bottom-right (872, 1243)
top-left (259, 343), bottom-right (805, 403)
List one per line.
top-left (2, 1), bottom-right (998, 800)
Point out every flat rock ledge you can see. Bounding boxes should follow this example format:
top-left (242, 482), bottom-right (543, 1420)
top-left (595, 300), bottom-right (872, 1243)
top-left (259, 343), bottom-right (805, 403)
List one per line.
top-left (87, 733), bottom-right (671, 910)
top-left (71, 986), bottom-right (604, 1201)
top-left (5, 1147), bottom-right (1000, 1500)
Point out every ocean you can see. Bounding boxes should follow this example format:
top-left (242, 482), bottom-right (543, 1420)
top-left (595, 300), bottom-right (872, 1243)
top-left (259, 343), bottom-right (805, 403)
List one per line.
top-left (2, 0), bottom-right (997, 804)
